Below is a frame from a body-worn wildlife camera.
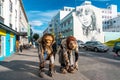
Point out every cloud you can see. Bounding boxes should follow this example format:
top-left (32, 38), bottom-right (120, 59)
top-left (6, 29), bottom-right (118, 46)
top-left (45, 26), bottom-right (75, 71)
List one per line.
top-left (27, 10), bottom-right (59, 18)
top-left (26, 10), bottom-right (59, 35)
top-left (32, 29), bottom-right (42, 33)
top-left (31, 27), bottom-right (43, 35)
top-left (29, 20), bottom-right (43, 26)
top-left (27, 10), bottom-right (59, 25)
top-left (26, 10), bottom-right (59, 34)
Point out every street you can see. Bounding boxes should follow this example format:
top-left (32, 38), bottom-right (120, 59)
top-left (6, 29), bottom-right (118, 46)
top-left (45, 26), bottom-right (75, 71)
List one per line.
top-left (0, 48), bottom-right (120, 80)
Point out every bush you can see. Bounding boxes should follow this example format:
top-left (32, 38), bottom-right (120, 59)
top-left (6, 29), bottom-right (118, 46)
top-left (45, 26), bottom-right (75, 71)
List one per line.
top-left (104, 38), bottom-right (120, 47)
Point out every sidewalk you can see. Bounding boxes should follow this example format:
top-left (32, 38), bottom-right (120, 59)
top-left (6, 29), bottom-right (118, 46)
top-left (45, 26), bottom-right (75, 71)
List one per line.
top-left (0, 48), bottom-right (89, 80)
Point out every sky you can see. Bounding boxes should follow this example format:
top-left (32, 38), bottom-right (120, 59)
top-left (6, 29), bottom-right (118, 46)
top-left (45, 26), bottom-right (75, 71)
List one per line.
top-left (22, 0), bottom-right (120, 35)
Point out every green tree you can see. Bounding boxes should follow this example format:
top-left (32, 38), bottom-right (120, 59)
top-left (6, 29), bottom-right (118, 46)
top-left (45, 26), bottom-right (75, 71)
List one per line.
top-left (33, 33), bottom-right (39, 41)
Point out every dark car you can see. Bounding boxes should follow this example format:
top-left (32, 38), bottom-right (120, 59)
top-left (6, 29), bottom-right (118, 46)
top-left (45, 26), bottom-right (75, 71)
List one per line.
top-left (113, 42), bottom-right (120, 55)
top-left (83, 41), bottom-right (109, 52)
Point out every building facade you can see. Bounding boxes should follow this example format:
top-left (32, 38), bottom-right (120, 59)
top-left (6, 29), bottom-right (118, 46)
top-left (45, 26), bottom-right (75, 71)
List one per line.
top-left (60, 1), bottom-right (104, 43)
top-left (103, 16), bottom-right (120, 42)
top-left (0, 0), bottom-right (29, 60)
top-left (102, 4), bottom-right (120, 42)
top-left (46, 1), bottom-right (120, 43)
top-left (44, 7), bottom-right (74, 45)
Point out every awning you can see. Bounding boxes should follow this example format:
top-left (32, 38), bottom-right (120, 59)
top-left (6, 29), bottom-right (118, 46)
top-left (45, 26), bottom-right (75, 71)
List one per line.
top-left (0, 22), bottom-right (19, 35)
top-left (19, 32), bottom-right (27, 36)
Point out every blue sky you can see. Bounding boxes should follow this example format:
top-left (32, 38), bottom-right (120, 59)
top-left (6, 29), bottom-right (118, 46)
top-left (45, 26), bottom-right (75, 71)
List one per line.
top-left (22, 0), bottom-right (120, 35)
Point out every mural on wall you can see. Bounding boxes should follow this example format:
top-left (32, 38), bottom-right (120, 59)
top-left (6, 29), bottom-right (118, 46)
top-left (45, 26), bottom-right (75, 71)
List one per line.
top-left (76, 6), bottom-right (101, 41)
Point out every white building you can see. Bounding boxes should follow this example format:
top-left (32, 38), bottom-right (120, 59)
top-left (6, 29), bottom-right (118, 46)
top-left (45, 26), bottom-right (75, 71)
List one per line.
top-left (103, 16), bottom-right (120, 32)
top-left (0, 0), bottom-right (29, 60)
top-left (101, 5), bottom-right (117, 21)
top-left (102, 4), bottom-right (118, 31)
top-left (101, 3), bottom-right (120, 42)
top-left (103, 16), bottom-right (120, 42)
top-left (60, 1), bottom-right (104, 43)
top-left (19, 0), bottom-right (29, 45)
top-left (1, 0), bottom-right (28, 32)
top-left (44, 6), bottom-right (74, 42)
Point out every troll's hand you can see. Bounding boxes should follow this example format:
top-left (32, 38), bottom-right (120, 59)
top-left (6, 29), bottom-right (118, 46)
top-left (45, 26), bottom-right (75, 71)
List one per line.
top-left (74, 62), bottom-right (78, 71)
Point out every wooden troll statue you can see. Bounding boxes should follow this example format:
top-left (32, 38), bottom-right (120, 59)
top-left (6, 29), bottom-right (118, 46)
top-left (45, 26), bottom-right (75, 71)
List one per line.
top-left (37, 33), bottom-right (55, 77)
top-left (59, 36), bottom-right (79, 74)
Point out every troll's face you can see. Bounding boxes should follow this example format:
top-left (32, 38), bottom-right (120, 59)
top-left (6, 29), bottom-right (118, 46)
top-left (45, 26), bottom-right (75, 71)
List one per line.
top-left (43, 35), bottom-right (53, 47)
top-left (68, 41), bottom-right (77, 50)
top-left (66, 36), bottom-right (77, 50)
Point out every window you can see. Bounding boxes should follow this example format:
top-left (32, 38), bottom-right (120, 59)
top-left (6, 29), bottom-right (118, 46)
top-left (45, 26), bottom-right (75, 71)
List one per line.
top-left (70, 19), bottom-right (73, 23)
top-left (64, 22), bottom-right (66, 27)
top-left (9, 0), bottom-right (12, 12)
top-left (15, 0), bottom-right (17, 5)
top-left (0, 0), bottom-right (3, 16)
top-left (113, 21), bottom-right (116, 23)
top-left (15, 27), bottom-right (17, 31)
top-left (49, 24), bottom-right (52, 27)
top-left (15, 10), bottom-right (17, 28)
top-left (9, 14), bottom-right (12, 24)
top-left (104, 21), bottom-right (106, 24)
top-left (15, 10), bottom-right (17, 18)
top-left (20, 11), bottom-right (22, 19)
top-left (22, 28), bottom-right (24, 31)
top-left (61, 24), bottom-right (63, 28)
top-left (9, 14), bottom-right (12, 28)
top-left (65, 8), bottom-right (67, 11)
top-left (68, 20), bottom-right (70, 25)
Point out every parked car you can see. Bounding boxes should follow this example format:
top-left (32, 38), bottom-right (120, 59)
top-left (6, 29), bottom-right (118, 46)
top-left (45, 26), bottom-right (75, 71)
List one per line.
top-left (83, 41), bottom-right (109, 52)
top-left (113, 42), bottom-right (120, 56)
top-left (77, 40), bottom-right (84, 49)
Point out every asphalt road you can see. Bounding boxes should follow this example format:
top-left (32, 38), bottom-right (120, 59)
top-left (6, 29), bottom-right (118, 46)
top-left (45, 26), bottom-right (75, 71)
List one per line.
top-left (78, 49), bottom-right (120, 80)
top-left (0, 48), bottom-right (120, 80)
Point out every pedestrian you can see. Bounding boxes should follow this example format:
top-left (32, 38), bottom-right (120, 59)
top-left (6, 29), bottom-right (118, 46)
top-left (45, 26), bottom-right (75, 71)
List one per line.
top-left (37, 33), bottom-right (55, 77)
top-left (16, 40), bottom-right (19, 53)
top-left (29, 41), bottom-right (32, 48)
top-left (59, 36), bottom-right (79, 74)
top-left (19, 40), bottom-right (23, 53)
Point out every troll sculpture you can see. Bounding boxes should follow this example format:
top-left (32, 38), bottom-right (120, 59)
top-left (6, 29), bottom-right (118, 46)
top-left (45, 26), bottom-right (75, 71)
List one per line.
top-left (37, 33), bottom-right (55, 77)
top-left (59, 36), bottom-right (79, 74)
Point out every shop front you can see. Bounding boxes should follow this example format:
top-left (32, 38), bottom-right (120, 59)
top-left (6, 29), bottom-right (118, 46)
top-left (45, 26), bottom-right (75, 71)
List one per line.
top-left (0, 23), bottom-right (18, 60)
top-left (0, 29), bottom-right (6, 60)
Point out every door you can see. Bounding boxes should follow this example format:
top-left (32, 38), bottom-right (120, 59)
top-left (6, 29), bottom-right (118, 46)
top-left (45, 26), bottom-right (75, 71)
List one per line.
top-left (0, 36), bottom-right (5, 56)
top-left (10, 38), bottom-right (13, 53)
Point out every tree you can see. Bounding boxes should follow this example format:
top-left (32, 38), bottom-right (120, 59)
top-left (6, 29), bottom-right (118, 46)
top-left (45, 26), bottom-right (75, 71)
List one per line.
top-left (33, 33), bottom-right (39, 41)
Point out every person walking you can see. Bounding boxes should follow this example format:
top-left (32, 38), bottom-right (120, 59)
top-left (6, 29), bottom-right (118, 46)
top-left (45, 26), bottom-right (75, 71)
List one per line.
top-left (19, 40), bottom-right (23, 53)
top-left (16, 40), bottom-right (19, 53)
